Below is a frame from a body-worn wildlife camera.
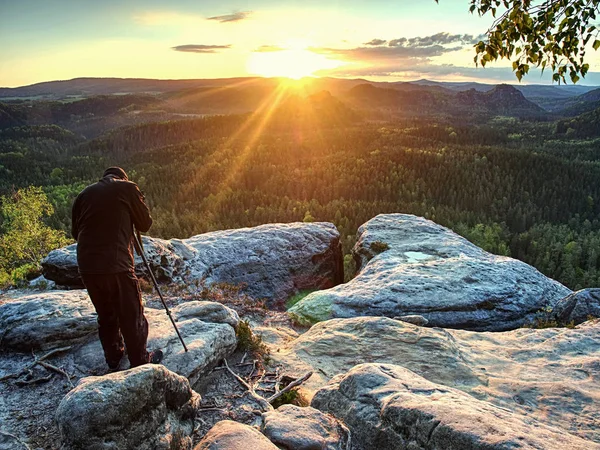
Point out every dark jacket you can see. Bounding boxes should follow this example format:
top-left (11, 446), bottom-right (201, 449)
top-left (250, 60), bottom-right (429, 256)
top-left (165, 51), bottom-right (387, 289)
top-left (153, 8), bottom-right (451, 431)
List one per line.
top-left (72, 176), bottom-right (152, 274)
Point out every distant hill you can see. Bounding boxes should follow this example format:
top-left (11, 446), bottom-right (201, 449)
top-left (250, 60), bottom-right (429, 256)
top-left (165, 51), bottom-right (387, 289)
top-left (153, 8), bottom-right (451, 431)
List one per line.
top-left (345, 83), bottom-right (543, 118)
top-left (557, 88), bottom-right (600, 116)
top-left (555, 106), bottom-right (600, 137)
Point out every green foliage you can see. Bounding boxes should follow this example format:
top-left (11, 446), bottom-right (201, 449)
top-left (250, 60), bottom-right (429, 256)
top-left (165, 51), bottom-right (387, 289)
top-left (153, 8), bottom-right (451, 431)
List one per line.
top-left (463, 0), bottom-right (600, 82)
top-left (0, 187), bottom-right (70, 286)
top-left (455, 222), bottom-right (511, 256)
top-left (236, 320), bottom-right (270, 363)
top-left (286, 290), bottom-right (317, 310)
top-left (270, 387), bottom-right (310, 409)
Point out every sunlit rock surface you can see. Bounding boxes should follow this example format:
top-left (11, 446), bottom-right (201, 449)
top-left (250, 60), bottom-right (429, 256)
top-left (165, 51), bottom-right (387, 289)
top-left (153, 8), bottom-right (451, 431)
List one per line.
top-left (261, 404), bottom-right (349, 450)
top-left (194, 421), bottom-right (278, 450)
top-left (271, 316), bottom-right (600, 443)
top-left (42, 222), bottom-right (343, 304)
top-left (56, 365), bottom-right (200, 450)
top-left (312, 363), bottom-right (596, 450)
top-left (289, 214), bottom-right (571, 330)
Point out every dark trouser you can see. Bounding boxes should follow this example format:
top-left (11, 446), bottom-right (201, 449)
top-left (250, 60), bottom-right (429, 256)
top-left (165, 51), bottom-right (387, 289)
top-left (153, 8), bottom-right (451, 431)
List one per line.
top-left (81, 272), bottom-right (149, 368)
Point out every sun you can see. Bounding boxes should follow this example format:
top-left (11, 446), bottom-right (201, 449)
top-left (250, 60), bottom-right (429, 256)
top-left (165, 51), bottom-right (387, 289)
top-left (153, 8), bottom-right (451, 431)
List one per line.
top-left (246, 47), bottom-right (342, 79)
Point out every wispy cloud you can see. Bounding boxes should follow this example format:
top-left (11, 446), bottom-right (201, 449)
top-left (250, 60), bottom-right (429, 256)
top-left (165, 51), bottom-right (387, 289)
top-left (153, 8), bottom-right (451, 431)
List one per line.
top-left (311, 32), bottom-right (487, 79)
top-left (207, 11), bottom-right (252, 23)
top-left (172, 44), bottom-right (232, 54)
top-left (254, 45), bottom-right (286, 53)
top-left (364, 39), bottom-right (387, 46)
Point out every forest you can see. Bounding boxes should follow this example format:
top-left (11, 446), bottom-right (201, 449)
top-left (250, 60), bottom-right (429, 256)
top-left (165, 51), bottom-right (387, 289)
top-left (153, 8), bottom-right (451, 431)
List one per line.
top-left (1, 79), bottom-right (600, 290)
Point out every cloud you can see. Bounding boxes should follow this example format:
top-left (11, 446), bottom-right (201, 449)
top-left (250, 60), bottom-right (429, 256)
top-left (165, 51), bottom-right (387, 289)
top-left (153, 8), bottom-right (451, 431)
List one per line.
top-left (172, 44), bottom-right (232, 54)
top-left (365, 39), bottom-right (387, 46)
top-left (254, 45), bottom-right (286, 53)
top-left (207, 11), bottom-right (252, 23)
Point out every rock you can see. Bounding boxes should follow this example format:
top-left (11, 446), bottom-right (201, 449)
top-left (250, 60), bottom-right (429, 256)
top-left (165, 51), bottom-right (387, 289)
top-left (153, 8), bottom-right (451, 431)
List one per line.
top-left (0, 290), bottom-right (97, 351)
top-left (174, 301), bottom-right (240, 328)
top-left (553, 288), bottom-right (600, 325)
top-left (194, 420), bottom-right (278, 450)
top-left (28, 275), bottom-right (56, 290)
top-left (312, 363), bottom-right (595, 450)
top-left (41, 238), bottom-right (187, 287)
top-left (394, 314), bottom-right (429, 326)
top-left (289, 214), bottom-right (571, 330)
top-left (73, 299), bottom-right (238, 385)
top-left (0, 430), bottom-right (29, 450)
top-left (261, 404), bottom-right (349, 450)
top-left (271, 316), bottom-right (600, 443)
top-left (0, 291), bottom-right (238, 384)
top-left (56, 365), bottom-right (200, 450)
top-left (42, 222), bottom-right (343, 304)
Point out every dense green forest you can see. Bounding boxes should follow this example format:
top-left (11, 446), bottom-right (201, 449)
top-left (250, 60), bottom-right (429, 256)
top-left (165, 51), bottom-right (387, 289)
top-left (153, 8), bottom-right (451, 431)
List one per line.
top-left (1, 83), bottom-right (600, 290)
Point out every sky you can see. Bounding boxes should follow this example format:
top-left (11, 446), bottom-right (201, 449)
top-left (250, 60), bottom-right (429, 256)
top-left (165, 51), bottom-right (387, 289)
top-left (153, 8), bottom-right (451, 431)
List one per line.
top-left (1, 0), bottom-right (599, 87)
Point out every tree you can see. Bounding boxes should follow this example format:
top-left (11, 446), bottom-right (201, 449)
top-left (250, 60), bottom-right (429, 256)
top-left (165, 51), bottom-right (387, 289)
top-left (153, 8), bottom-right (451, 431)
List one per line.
top-left (0, 187), bottom-right (70, 285)
top-left (457, 0), bottom-right (600, 83)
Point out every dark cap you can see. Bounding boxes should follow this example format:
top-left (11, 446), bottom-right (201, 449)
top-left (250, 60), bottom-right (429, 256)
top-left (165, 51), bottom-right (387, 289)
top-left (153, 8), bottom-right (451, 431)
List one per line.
top-left (103, 167), bottom-right (128, 180)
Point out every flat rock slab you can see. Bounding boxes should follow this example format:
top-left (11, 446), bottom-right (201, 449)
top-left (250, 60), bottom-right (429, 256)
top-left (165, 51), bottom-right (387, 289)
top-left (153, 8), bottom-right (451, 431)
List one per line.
top-left (312, 363), bottom-right (596, 450)
top-left (290, 214), bottom-right (571, 330)
top-left (42, 222), bottom-right (343, 304)
top-left (56, 365), bottom-right (201, 450)
top-left (271, 316), bottom-right (600, 443)
top-left (261, 404), bottom-right (349, 450)
top-left (194, 420), bottom-right (278, 450)
top-left (0, 290), bottom-right (96, 351)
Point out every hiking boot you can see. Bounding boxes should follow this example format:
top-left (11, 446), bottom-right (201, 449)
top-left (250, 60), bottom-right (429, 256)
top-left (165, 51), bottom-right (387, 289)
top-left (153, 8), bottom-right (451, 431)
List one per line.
top-left (107, 355), bottom-right (123, 372)
top-left (149, 349), bottom-right (163, 364)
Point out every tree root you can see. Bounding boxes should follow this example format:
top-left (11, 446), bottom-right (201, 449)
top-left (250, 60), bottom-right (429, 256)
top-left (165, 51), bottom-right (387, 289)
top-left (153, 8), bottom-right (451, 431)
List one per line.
top-left (222, 358), bottom-right (312, 412)
top-left (0, 346), bottom-right (73, 386)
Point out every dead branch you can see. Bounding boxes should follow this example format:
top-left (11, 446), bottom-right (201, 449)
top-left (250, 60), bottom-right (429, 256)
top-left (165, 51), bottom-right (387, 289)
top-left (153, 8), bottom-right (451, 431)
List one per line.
top-left (38, 361), bottom-right (74, 388)
top-left (223, 359), bottom-right (272, 411)
top-left (267, 371), bottom-right (313, 404)
top-left (14, 374), bottom-right (53, 387)
top-left (0, 346), bottom-right (72, 383)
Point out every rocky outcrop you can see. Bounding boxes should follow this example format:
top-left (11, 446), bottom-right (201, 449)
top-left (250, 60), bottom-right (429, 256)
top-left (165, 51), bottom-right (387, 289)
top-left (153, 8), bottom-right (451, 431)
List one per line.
top-left (42, 222), bottom-right (343, 304)
top-left (553, 288), bottom-right (600, 325)
top-left (289, 214), bottom-right (571, 330)
top-left (261, 405), bottom-right (349, 450)
top-left (312, 363), bottom-right (595, 450)
top-left (0, 290), bottom-right (97, 351)
top-left (271, 316), bottom-right (600, 443)
top-left (194, 421), bottom-right (278, 450)
top-left (56, 365), bottom-right (200, 450)
top-left (0, 291), bottom-right (238, 384)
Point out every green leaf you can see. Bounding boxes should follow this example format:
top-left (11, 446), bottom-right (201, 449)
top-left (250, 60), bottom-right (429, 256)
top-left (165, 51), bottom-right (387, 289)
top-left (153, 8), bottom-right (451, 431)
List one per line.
top-left (593, 40), bottom-right (600, 51)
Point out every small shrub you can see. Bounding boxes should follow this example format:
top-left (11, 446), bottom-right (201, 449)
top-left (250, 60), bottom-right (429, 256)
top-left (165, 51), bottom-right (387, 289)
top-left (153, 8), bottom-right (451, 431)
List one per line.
top-left (10, 263), bottom-right (40, 287)
top-left (369, 240), bottom-right (389, 253)
top-left (236, 320), bottom-right (270, 363)
top-left (138, 278), bottom-right (153, 293)
top-left (271, 388), bottom-right (309, 409)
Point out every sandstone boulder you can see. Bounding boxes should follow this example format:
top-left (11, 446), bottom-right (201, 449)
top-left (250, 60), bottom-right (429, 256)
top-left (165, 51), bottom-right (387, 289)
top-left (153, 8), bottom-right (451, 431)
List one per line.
top-left (42, 222), bottom-right (343, 304)
top-left (56, 365), bottom-right (200, 450)
top-left (0, 291), bottom-right (238, 385)
top-left (261, 404), bottom-right (349, 450)
top-left (312, 363), bottom-right (595, 450)
top-left (194, 421), bottom-right (278, 450)
top-left (271, 316), bottom-right (600, 443)
top-left (553, 288), bottom-right (600, 325)
top-left (289, 214), bottom-right (571, 330)
top-left (0, 290), bottom-right (96, 351)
